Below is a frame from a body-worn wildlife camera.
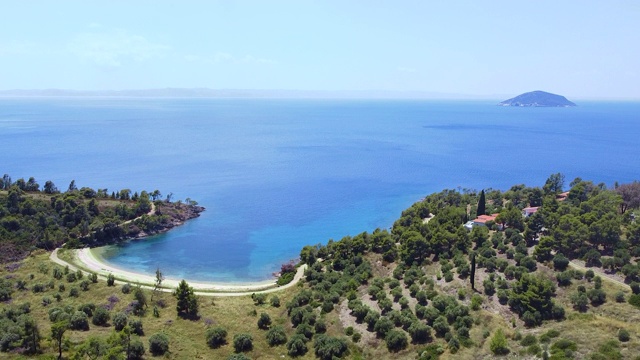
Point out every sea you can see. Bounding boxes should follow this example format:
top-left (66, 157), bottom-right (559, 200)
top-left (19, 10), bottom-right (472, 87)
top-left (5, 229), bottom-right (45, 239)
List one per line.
top-left (1, 98), bottom-right (639, 282)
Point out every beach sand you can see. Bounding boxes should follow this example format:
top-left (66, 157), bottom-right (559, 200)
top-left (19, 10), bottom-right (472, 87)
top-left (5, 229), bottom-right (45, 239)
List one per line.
top-left (50, 247), bottom-right (306, 297)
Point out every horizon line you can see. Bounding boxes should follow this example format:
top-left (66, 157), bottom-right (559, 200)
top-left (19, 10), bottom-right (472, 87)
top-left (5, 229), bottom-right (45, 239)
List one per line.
top-left (0, 88), bottom-right (636, 101)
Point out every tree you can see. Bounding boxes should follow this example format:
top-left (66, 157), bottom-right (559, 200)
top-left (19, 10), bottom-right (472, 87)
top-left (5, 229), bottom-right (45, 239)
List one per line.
top-left (313, 334), bottom-right (348, 360)
top-left (51, 320), bottom-right (68, 360)
top-left (233, 333), bottom-right (253, 352)
top-left (477, 190), bottom-right (486, 217)
top-left (152, 267), bottom-right (164, 301)
top-left (148, 332), bottom-right (169, 355)
top-left (287, 334), bottom-right (308, 357)
top-left (206, 327), bottom-right (228, 348)
top-left (257, 312), bottom-right (272, 329)
top-left (543, 173), bottom-right (565, 195)
top-left (44, 180), bottom-right (58, 194)
top-left (615, 181), bottom-right (640, 213)
top-left (174, 279), bottom-right (198, 318)
top-left (68, 180), bottom-right (77, 192)
top-left (470, 253), bottom-right (476, 290)
top-left (490, 328), bottom-right (510, 355)
top-left (266, 326), bottom-right (288, 346)
top-left (385, 329), bottom-right (408, 352)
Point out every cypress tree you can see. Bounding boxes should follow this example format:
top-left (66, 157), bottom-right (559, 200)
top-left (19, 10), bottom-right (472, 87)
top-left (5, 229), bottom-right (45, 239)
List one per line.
top-left (477, 190), bottom-right (486, 217)
top-left (470, 253), bottom-right (476, 290)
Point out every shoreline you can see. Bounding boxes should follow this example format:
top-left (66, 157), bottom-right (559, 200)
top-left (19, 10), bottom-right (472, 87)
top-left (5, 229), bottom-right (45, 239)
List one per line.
top-left (50, 248), bottom-right (307, 296)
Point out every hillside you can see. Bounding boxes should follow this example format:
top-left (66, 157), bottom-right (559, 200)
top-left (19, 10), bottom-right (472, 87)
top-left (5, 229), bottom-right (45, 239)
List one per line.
top-left (2, 174), bottom-right (640, 359)
top-left (499, 91), bottom-right (577, 107)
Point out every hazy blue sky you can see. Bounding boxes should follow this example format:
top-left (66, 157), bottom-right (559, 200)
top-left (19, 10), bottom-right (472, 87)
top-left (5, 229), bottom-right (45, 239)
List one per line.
top-left (2, 1), bottom-right (638, 99)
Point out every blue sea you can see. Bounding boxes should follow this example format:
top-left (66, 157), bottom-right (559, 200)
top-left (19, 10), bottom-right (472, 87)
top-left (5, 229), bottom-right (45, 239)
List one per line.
top-left (2, 98), bottom-right (639, 282)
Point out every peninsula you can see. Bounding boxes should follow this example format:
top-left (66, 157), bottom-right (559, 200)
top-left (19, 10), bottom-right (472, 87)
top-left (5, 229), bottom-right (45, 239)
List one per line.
top-left (499, 90), bottom-right (577, 107)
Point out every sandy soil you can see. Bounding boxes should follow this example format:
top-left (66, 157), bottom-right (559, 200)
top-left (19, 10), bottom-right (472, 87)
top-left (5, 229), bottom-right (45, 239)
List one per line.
top-left (49, 248), bottom-right (307, 297)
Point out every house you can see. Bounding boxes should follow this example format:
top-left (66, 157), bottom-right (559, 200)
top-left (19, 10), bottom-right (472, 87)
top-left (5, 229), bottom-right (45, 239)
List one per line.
top-left (522, 206), bottom-right (539, 217)
top-left (464, 213), bottom-right (501, 230)
top-left (556, 191), bottom-right (569, 201)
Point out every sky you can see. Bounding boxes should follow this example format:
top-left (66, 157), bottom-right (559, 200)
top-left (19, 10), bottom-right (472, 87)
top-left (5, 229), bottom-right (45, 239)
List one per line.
top-left (1, 1), bottom-right (639, 99)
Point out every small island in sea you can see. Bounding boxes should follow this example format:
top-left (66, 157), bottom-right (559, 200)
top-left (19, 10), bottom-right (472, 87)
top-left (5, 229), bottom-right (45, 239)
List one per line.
top-left (499, 90), bottom-right (577, 107)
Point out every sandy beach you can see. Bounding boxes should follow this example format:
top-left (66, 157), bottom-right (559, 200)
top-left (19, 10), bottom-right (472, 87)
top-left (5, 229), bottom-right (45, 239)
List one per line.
top-left (50, 247), bottom-right (306, 297)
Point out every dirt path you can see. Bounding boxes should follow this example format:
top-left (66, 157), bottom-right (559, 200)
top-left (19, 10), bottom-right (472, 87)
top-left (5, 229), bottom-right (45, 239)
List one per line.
top-left (49, 248), bottom-right (306, 297)
top-left (568, 260), bottom-right (630, 290)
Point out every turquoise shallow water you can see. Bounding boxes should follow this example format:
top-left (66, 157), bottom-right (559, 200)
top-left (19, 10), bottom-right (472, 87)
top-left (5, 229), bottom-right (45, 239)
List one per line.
top-left (2, 98), bottom-right (639, 281)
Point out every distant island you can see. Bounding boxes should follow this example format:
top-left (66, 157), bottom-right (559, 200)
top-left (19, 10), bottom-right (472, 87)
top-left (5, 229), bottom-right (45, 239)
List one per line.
top-left (499, 90), bottom-right (576, 107)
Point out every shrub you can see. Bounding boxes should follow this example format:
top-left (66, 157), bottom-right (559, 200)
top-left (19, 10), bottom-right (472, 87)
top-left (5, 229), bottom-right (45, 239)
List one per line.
top-left (553, 253), bottom-right (569, 270)
top-left (618, 329), bottom-right (630, 342)
top-left (352, 331), bottom-right (362, 343)
top-left (630, 282), bottom-right (640, 295)
top-left (69, 287), bottom-right (79, 297)
top-left (374, 317), bottom-right (394, 338)
top-left (227, 354), bottom-right (251, 360)
top-left (313, 334), bottom-right (348, 360)
top-left (92, 306), bottom-right (110, 326)
top-left (233, 333), bottom-right (253, 352)
top-left (615, 291), bottom-right (626, 302)
top-left (587, 288), bottom-right (607, 306)
top-left (107, 273), bottom-right (115, 286)
top-left (149, 333), bottom-right (169, 355)
top-left (113, 312), bottom-right (128, 331)
top-left (287, 334), bottom-right (308, 357)
top-left (520, 334), bottom-right (537, 346)
top-left (121, 283), bottom-right (132, 294)
top-left (470, 294), bottom-right (483, 310)
top-left (408, 321), bottom-right (432, 344)
top-left (257, 312), bottom-right (272, 329)
top-left (556, 271), bottom-right (573, 287)
top-left (129, 319), bottom-right (144, 335)
top-left (251, 293), bottom-right (267, 305)
top-left (385, 329), bottom-right (408, 352)
top-left (66, 272), bottom-right (77, 283)
top-left (70, 310), bottom-right (90, 330)
top-left (270, 295), bottom-right (280, 307)
top-left (206, 326), bottom-right (227, 348)
top-left (314, 319), bottom-right (326, 334)
top-left (129, 339), bottom-right (146, 360)
top-left (266, 326), bottom-right (288, 346)
top-left (78, 303), bottom-right (95, 317)
top-left (489, 328), bottom-right (509, 355)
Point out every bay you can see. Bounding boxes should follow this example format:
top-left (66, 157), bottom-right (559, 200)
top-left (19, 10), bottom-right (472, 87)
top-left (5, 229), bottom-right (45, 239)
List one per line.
top-left (2, 98), bottom-right (639, 282)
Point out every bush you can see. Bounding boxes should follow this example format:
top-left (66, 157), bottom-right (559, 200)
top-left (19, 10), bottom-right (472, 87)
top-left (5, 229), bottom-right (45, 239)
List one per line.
top-left (553, 253), bottom-right (570, 270)
top-left (121, 283), bottom-right (132, 294)
top-left (78, 303), bottom-right (96, 317)
top-left (266, 326), bottom-right (288, 346)
top-left (113, 312), bottom-right (128, 331)
top-left (129, 319), bottom-right (144, 335)
top-left (385, 329), bottom-right (408, 352)
top-left (270, 295), bottom-right (280, 307)
top-left (149, 332), bottom-right (169, 355)
top-left (257, 312), bottom-right (272, 329)
top-left (618, 329), bottom-right (630, 342)
top-left (287, 334), bottom-right (308, 357)
top-left (251, 293), bottom-right (267, 305)
top-left (227, 354), bottom-right (251, 360)
top-left (233, 333), bottom-right (253, 352)
top-left (374, 317), bottom-right (394, 338)
top-left (615, 291), bottom-right (626, 303)
top-left (129, 339), bottom-right (146, 360)
top-left (630, 282), bottom-right (640, 295)
top-left (107, 273), bottom-right (115, 286)
top-left (556, 271), bottom-right (573, 287)
top-left (489, 328), bottom-right (509, 355)
top-left (587, 288), bottom-right (607, 306)
top-left (92, 306), bottom-right (110, 326)
top-left (313, 334), bottom-right (348, 360)
top-left (408, 321), bottom-right (432, 344)
top-left (470, 294), bottom-right (483, 310)
top-left (520, 334), bottom-right (537, 346)
top-left (70, 310), bottom-right (90, 330)
top-left (206, 326), bottom-right (228, 348)
top-left (69, 287), bottom-right (79, 297)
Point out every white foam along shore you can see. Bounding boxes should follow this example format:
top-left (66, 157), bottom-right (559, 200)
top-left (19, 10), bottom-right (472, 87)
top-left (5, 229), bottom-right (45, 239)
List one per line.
top-left (50, 247), bottom-right (306, 296)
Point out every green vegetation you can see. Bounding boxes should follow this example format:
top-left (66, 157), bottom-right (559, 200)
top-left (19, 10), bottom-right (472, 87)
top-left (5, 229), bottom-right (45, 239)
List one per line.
top-left (2, 173), bottom-right (640, 359)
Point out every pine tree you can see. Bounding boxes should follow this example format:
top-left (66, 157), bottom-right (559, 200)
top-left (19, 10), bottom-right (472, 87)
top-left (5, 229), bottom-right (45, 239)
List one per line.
top-left (477, 190), bottom-right (486, 217)
top-left (175, 280), bottom-right (198, 318)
